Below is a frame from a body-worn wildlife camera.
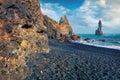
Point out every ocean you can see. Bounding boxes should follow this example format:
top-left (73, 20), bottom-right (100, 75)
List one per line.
top-left (74, 34), bottom-right (120, 50)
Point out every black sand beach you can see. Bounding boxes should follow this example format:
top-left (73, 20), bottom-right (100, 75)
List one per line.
top-left (25, 39), bottom-right (120, 80)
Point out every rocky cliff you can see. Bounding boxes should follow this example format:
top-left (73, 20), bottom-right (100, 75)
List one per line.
top-left (95, 20), bottom-right (103, 35)
top-left (0, 0), bottom-right (49, 80)
top-left (43, 15), bottom-right (59, 39)
top-left (59, 16), bottom-right (72, 36)
top-left (43, 15), bottom-right (80, 41)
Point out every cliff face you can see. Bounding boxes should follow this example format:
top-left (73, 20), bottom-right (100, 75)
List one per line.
top-left (43, 15), bottom-right (80, 41)
top-left (95, 20), bottom-right (103, 35)
top-left (0, 0), bottom-right (49, 80)
top-left (43, 15), bottom-right (59, 39)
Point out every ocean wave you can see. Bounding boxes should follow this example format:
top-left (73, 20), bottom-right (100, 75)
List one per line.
top-left (117, 41), bottom-right (120, 44)
top-left (72, 40), bottom-right (120, 50)
top-left (104, 45), bottom-right (120, 50)
top-left (111, 41), bottom-right (120, 44)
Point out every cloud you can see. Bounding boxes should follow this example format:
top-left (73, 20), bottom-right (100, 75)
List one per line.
top-left (41, 8), bottom-right (59, 21)
top-left (41, 3), bottom-right (70, 22)
top-left (101, 0), bottom-right (120, 32)
top-left (41, 0), bottom-right (120, 34)
top-left (70, 0), bottom-right (120, 33)
top-left (97, 0), bottom-right (106, 7)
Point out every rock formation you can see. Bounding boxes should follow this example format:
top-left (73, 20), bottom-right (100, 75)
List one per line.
top-left (95, 20), bottom-right (103, 35)
top-left (0, 0), bottom-right (49, 80)
top-left (43, 15), bottom-right (60, 39)
top-left (43, 15), bottom-right (80, 41)
top-left (59, 16), bottom-right (72, 36)
top-left (59, 16), bottom-right (69, 25)
top-left (71, 34), bottom-right (80, 41)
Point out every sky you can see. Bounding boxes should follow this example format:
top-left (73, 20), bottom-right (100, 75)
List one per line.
top-left (40, 0), bottom-right (120, 34)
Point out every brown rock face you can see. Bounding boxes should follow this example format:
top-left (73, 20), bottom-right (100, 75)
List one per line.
top-left (58, 16), bottom-right (80, 41)
top-left (59, 16), bottom-right (69, 25)
top-left (43, 15), bottom-right (72, 38)
top-left (43, 15), bottom-right (80, 42)
top-left (0, 0), bottom-right (49, 80)
top-left (59, 16), bottom-right (72, 35)
top-left (43, 15), bottom-right (59, 39)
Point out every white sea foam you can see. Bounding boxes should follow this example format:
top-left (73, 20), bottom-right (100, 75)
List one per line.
top-left (117, 41), bottom-right (120, 44)
top-left (72, 40), bottom-right (120, 50)
top-left (104, 45), bottom-right (120, 50)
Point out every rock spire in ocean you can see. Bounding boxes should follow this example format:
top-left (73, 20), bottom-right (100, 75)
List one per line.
top-left (95, 20), bottom-right (103, 35)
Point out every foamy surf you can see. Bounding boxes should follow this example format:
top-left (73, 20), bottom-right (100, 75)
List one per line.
top-left (72, 39), bottom-right (120, 50)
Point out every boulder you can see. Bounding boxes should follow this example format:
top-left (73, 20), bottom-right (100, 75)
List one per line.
top-left (71, 34), bottom-right (80, 41)
top-left (84, 38), bottom-right (91, 43)
top-left (99, 39), bottom-right (106, 42)
top-left (64, 35), bottom-right (72, 42)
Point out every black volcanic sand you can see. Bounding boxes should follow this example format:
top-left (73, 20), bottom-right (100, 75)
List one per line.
top-left (25, 39), bottom-right (120, 80)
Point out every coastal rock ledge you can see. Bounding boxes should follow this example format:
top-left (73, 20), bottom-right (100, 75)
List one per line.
top-left (0, 0), bottom-right (49, 80)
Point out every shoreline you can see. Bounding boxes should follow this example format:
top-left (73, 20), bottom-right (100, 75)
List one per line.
top-left (77, 34), bottom-right (120, 50)
top-left (73, 40), bottom-right (120, 50)
top-left (71, 40), bottom-right (120, 56)
top-left (26, 39), bottom-right (120, 80)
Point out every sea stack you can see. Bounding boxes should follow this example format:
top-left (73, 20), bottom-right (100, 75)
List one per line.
top-left (95, 20), bottom-right (103, 35)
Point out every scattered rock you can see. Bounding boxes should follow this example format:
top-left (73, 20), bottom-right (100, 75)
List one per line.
top-left (71, 34), bottom-right (80, 41)
top-left (84, 38), bottom-right (91, 43)
top-left (64, 36), bottom-right (72, 42)
top-left (99, 39), bottom-right (106, 42)
top-left (25, 40), bottom-right (120, 80)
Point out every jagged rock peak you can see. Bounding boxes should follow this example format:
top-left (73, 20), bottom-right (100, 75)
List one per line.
top-left (64, 16), bottom-right (69, 24)
top-left (43, 15), bottom-right (80, 42)
top-left (59, 16), bottom-right (69, 25)
top-left (95, 20), bottom-right (103, 35)
top-left (59, 17), bottom-right (64, 24)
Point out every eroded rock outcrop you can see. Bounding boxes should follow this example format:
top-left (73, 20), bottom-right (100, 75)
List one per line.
top-left (59, 16), bottom-right (72, 36)
top-left (43, 15), bottom-right (80, 42)
top-left (95, 20), bottom-right (103, 35)
top-left (0, 0), bottom-right (49, 80)
top-left (43, 15), bottom-right (60, 39)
